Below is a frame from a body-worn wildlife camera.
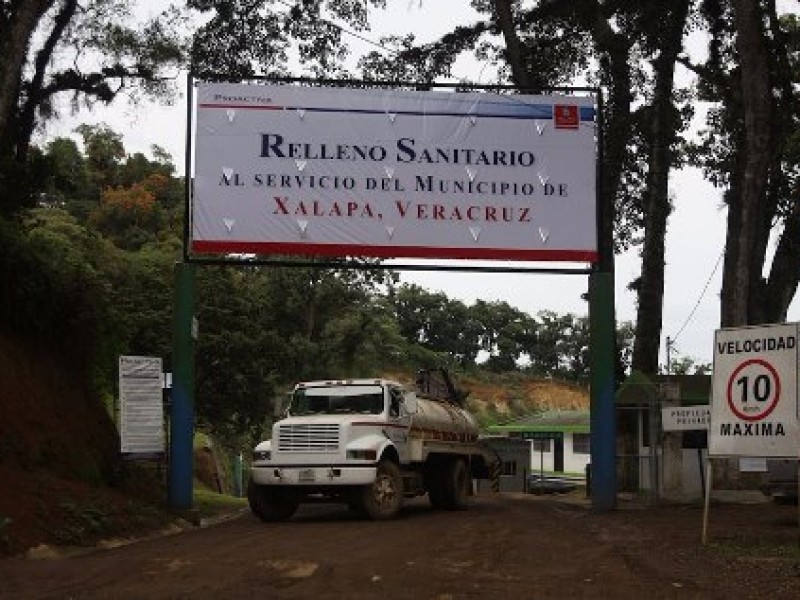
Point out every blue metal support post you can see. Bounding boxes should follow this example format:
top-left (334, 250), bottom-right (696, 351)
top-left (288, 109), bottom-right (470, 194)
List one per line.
top-left (169, 261), bottom-right (195, 509)
top-left (589, 270), bottom-right (617, 510)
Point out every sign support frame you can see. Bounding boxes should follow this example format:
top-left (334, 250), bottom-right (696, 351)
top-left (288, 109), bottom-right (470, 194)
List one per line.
top-left (175, 75), bottom-right (615, 512)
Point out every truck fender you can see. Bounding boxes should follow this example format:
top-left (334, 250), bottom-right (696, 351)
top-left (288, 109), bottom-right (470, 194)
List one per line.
top-left (345, 433), bottom-right (397, 462)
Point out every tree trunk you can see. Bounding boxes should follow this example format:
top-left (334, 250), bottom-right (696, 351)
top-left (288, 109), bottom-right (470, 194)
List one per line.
top-left (747, 1), bottom-right (798, 324)
top-left (0, 1), bottom-right (54, 152)
top-left (721, 0), bottom-right (776, 328)
top-left (760, 198), bottom-right (800, 322)
top-left (492, 0), bottom-right (533, 89)
top-left (631, 1), bottom-right (690, 375)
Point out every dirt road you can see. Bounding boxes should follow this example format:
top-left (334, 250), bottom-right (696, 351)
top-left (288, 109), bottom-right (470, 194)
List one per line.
top-left (2, 493), bottom-right (799, 599)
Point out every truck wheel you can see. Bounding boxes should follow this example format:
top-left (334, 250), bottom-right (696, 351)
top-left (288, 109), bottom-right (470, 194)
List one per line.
top-left (443, 459), bottom-right (470, 510)
top-left (361, 460), bottom-right (404, 520)
top-left (247, 479), bottom-right (299, 522)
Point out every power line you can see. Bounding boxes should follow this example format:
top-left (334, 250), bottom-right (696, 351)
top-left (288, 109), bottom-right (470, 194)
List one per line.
top-left (670, 249), bottom-right (724, 345)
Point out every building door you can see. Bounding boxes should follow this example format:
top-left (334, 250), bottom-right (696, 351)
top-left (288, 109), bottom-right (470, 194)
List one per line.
top-left (554, 437), bottom-right (564, 472)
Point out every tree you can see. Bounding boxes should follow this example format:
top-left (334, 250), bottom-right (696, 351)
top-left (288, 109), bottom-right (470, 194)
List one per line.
top-left (0, 0), bottom-right (187, 214)
top-left (189, 0), bottom-right (386, 80)
top-left (390, 284), bottom-right (483, 366)
top-left (689, 1), bottom-right (799, 327)
top-left (629, 0), bottom-right (693, 374)
top-left (669, 355), bottom-right (712, 375)
top-left (360, 1), bottom-right (698, 376)
top-left (76, 123), bottom-right (127, 192)
top-left (470, 299), bottom-right (534, 372)
top-left (36, 136), bottom-right (92, 209)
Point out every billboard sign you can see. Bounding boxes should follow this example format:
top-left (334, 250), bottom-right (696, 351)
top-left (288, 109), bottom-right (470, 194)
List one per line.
top-left (709, 323), bottom-right (799, 457)
top-left (119, 355), bottom-right (165, 455)
top-left (190, 82), bottom-right (598, 262)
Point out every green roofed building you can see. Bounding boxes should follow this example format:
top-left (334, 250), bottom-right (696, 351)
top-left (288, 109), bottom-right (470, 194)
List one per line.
top-left (486, 409), bottom-right (591, 478)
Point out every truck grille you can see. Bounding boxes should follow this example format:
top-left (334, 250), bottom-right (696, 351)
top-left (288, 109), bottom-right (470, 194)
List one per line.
top-left (277, 424), bottom-right (340, 452)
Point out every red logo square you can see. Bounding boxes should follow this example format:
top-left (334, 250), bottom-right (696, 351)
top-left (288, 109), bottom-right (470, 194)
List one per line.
top-left (554, 105), bottom-right (579, 130)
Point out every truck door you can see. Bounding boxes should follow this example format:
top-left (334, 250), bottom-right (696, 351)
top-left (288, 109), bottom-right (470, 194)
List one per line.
top-left (388, 386), bottom-right (412, 462)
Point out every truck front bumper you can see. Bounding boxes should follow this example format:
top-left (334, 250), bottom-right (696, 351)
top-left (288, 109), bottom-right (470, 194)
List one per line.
top-left (251, 464), bottom-right (377, 486)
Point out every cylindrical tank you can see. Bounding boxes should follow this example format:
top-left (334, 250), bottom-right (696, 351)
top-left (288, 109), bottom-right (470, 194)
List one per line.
top-left (411, 395), bottom-right (480, 442)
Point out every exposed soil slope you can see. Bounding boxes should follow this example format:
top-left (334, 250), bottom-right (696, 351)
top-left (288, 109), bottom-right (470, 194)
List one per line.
top-left (0, 333), bottom-right (171, 555)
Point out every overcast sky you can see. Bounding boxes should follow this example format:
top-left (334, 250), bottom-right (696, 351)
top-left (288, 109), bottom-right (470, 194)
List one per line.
top-left (39, 0), bottom-right (800, 367)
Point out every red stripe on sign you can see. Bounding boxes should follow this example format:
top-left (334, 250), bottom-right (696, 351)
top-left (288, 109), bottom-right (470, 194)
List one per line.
top-left (191, 240), bottom-right (599, 263)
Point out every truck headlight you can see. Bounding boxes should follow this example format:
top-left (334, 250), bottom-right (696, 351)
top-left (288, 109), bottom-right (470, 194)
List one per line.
top-left (253, 450), bottom-right (271, 461)
top-left (346, 449), bottom-right (377, 461)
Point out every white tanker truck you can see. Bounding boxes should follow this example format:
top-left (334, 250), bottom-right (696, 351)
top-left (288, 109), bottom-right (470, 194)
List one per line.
top-left (248, 369), bottom-right (499, 521)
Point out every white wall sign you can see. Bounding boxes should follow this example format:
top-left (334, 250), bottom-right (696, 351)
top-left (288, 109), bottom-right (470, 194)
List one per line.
top-left (661, 405), bottom-right (710, 431)
top-left (709, 323), bottom-right (799, 457)
top-left (738, 457), bottom-right (768, 472)
top-left (190, 82), bottom-right (598, 262)
top-left (119, 355), bottom-right (165, 454)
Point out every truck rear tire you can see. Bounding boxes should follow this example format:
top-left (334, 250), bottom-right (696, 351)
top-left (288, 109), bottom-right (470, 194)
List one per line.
top-left (426, 461), bottom-right (447, 509)
top-left (247, 479), bottom-right (299, 522)
top-left (443, 458), bottom-right (470, 510)
top-left (361, 460), bottom-right (403, 520)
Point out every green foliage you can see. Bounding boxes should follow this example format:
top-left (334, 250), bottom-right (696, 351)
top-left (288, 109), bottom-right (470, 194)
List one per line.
top-left (193, 487), bottom-right (247, 520)
top-left (668, 355), bottom-right (712, 376)
top-left (0, 211), bottom-right (115, 372)
top-left (189, 0), bottom-right (387, 79)
top-left (50, 501), bottom-right (111, 546)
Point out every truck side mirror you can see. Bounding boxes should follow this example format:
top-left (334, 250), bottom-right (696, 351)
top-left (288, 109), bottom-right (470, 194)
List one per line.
top-left (274, 392), bottom-right (291, 418)
top-left (402, 392), bottom-right (418, 416)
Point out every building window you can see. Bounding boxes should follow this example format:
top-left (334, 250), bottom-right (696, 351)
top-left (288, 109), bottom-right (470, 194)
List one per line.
top-left (572, 433), bottom-right (591, 454)
top-left (532, 439), bottom-right (551, 452)
top-left (501, 461), bottom-right (517, 476)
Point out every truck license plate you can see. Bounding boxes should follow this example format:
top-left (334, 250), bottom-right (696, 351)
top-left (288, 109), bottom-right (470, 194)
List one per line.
top-left (298, 469), bottom-right (315, 482)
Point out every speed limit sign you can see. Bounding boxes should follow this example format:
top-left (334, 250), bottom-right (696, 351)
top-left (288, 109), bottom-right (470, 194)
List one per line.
top-left (726, 358), bottom-right (781, 421)
top-left (710, 323), bottom-right (799, 457)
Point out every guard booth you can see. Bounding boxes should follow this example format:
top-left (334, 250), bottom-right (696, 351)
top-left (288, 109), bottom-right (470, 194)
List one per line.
top-left (476, 436), bottom-right (530, 493)
top-left (616, 373), bottom-right (713, 501)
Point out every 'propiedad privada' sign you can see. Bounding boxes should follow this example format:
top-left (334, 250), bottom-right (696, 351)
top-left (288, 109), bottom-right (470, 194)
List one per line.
top-left (709, 323), bottom-right (799, 458)
top-left (190, 82), bottom-right (598, 262)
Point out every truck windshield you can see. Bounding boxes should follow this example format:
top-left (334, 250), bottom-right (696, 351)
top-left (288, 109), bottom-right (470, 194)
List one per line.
top-left (289, 385), bottom-right (385, 415)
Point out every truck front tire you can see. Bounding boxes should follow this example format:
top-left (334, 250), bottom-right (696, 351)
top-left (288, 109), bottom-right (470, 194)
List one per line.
top-left (361, 460), bottom-right (404, 520)
top-left (248, 479), bottom-right (299, 522)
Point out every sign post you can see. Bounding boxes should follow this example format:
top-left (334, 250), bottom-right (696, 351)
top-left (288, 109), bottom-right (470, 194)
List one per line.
top-left (185, 78), bottom-right (613, 510)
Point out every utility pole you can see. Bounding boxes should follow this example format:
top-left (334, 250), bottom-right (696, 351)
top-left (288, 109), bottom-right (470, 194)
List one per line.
top-left (665, 336), bottom-right (673, 374)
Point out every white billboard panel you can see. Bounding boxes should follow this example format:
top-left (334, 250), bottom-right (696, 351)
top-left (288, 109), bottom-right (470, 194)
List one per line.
top-left (119, 355), bottom-right (164, 454)
top-left (190, 82), bottom-right (598, 262)
top-left (709, 323), bottom-right (799, 458)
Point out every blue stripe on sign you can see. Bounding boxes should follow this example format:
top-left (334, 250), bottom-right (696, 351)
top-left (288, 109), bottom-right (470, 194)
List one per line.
top-left (272, 104), bottom-right (595, 121)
